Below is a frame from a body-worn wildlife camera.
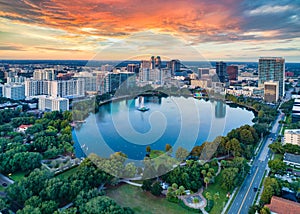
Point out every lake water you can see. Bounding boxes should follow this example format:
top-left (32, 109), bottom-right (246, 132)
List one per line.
top-left (73, 96), bottom-right (254, 160)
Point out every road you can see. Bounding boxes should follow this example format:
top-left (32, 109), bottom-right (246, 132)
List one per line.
top-left (227, 112), bottom-right (283, 214)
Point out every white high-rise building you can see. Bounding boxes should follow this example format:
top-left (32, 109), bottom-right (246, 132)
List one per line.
top-left (33, 69), bottom-right (55, 80)
top-left (51, 79), bottom-right (85, 98)
top-left (25, 79), bottom-right (51, 97)
top-left (3, 83), bottom-right (25, 100)
top-left (73, 72), bottom-right (97, 92)
top-left (139, 68), bottom-right (163, 85)
top-left (38, 95), bottom-right (69, 112)
top-left (7, 76), bottom-right (26, 84)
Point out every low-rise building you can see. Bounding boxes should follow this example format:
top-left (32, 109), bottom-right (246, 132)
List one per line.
top-left (266, 196), bottom-right (300, 214)
top-left (17, 124), bottom-right (32, 133)
top-left (284, 129), bottom-right (300, 146)
top-left (283, 153), bottom-right (300, 168)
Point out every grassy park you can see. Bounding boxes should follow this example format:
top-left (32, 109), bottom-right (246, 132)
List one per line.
top-left (203, 171), bottom-right (229, 214)
top-left (107, 184), bottom-right (197, 214)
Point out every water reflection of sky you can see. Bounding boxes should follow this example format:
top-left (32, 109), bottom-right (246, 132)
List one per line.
top-left (73, 97), bottom-right (254, 160)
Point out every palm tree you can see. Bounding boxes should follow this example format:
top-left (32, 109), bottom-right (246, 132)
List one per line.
top-left (204, 177), bottom-right (210, 189)
top-left (146, 146), bottom-right (151, 153)
top-left (214, 192), bottom-right (220, 204)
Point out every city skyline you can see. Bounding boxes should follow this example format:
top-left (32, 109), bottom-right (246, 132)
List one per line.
top-left (0, 1), bottom-right (300, 62)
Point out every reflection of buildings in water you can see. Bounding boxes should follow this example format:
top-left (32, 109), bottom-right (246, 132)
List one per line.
top-left (215, 101), bottom-right (226, 118)
top-left (144, 96), bottom-right (162, 104)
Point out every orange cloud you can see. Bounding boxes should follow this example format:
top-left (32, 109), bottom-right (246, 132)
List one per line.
top-left (0, 0), bottom-right (242, 40)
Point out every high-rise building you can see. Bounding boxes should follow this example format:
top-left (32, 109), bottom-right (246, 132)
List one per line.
top-left (101, 64), bottom-right (113, 72)
top-left (25, 79), bottom-right (51, 97)
top-left (127, 64), bottom-right (139, 73)
top-left (104, 72), bottom-right (136, 93)
top-left (38, 95), bottom-right (69, 112)
top-left (226, 65), bottom-right (238, 81)
top-left (264, 81), bottom-right (279, 103)
top-left (73, 72), bottom-right (97, 92)
top-left (141, 60), bottom-right (151, 70)
top-left (258, 57), bottom-right (285, 97)
top-left (33, 69), bottom-right (55, 80)
top-left (168, 60), bottom-right (181, 75)
top-left (216, 61), bottom-right (227, 83)
top-left (3, 83), bottom-right (25, 100)
top-left (7, 76), bottom-right (26, 84)
top-left (155, 56), bottom-right (161, 69)
top-left (198, 68), bottom-right (210, 79)
top-left (150, 56), bottom-right (155, 69)
top-left (51, 79), bottom-right (85, 98)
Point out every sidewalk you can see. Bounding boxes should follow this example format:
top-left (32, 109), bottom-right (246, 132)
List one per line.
top-left (221, 188), bottom-right (237, 214)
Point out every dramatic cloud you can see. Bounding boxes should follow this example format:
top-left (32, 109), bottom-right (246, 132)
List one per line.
top-left (0, 0), bottom-right (299, 61)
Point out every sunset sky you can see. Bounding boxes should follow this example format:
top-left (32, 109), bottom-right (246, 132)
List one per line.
top-left (0, 0), bottom-right (299, 61)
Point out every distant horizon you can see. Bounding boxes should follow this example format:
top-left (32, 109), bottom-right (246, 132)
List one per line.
top-left (1, 59), bottom-right (300, 64)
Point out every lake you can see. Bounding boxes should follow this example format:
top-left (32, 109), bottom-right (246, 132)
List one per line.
top-left (73, 96), bottom-right (254, 161)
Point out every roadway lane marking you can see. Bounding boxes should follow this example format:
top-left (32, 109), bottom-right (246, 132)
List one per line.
top-left (237, 167), bottom-right (259, 214)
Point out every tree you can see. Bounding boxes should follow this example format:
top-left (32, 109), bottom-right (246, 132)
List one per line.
top-left (206, 192), bottom-right (212, 201)
top-left (204, 177), bottom-right (210, 189)
top-left (201, 169), bottom-right (207, 177)
top-left (165, 144), bottom-right (172, 152)
top-left (175, 147), bottom-right (189, 161)
top-left (260, 177), bottom-right (280, 205)
top-left (268, 159), bottom-right (287, 175)
top-left (79, 196), bottom-right (134, 214)
top-left (221, 167), bottom-right (239, 191)
top-left (146, 146), bottom-right (151, 153)
top-left (268, 142), bottom-right (284, 154)
top-left (176, 186), bottom-right (185, 196)
top-left (141, 179), bottom-right (152, 191)
top-left (150, 182), bottom-right (162, 196)
top-left (240, 129), bottom-right (255, 145)
top-left (0, 198), bottom-right (8, 211)
top-left (123, 162), bottom-right (136, 178)
top-left (17, 206), bottom-right (41, 214)
top-left (260, 207), bottom-right (271, 214)
top-left (226, 138), bottom-right (242, 157)
top-left (172, 183), bottom-right (178, 190)
top-left (214, 192), bottom-right (220, 203)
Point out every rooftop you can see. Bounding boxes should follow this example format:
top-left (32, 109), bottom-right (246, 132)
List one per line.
top-left (285, 129), bottom-right (300, 135)
top-left (284, 153), bottom-right (300, 165)
top-left (266, 196), bottom-right (300, 214)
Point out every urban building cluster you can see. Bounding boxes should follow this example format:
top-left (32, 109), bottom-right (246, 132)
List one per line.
top-left (0, 56), bottom-right (291, 112)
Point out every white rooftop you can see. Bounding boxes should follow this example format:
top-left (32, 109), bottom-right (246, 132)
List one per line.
top-left (285, 129), bottom-right (300, 134)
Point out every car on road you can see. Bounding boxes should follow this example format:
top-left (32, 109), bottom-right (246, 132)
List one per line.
top-left (253, 187), bottom-right (258, 192)
top-left (2, 182), bottom-right (7, 187)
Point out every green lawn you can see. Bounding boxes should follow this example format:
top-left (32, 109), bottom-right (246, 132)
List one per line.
top-left (107, 184), bottom-right (197, 214)
top-left (9, 171), bottom-right (26, 182)
top-left (203, 171), bottom-right (229, 214)
top-left (274, 153), bottom-right (283, 161)
top-left (56, 166), bottom-right (79, 179)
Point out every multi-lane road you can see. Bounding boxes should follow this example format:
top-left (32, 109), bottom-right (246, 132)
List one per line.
top-left (228, 111), bottom-right (284, 214)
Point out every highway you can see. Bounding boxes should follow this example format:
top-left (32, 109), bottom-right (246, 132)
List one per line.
top-left (227, 111), bottom-right (284, 214)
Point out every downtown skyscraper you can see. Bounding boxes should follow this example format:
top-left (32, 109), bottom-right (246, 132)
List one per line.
top-left (258, 57), bottom-right (285, 97)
